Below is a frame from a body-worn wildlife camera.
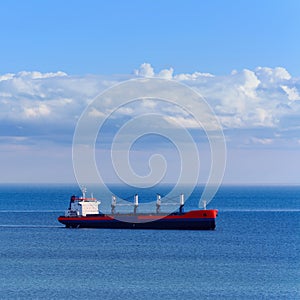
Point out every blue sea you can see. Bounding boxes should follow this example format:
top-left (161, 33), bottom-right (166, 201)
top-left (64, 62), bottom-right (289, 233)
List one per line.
top-left (0, 184), bottom-right (299, 299)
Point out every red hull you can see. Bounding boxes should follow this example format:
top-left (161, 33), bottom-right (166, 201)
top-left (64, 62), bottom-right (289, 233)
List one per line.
top-left (58, 209), bottom-right (218, 230)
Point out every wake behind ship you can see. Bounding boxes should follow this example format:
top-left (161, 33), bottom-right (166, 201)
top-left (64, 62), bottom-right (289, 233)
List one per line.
top-left (58, 190), bottom-right (218, 230)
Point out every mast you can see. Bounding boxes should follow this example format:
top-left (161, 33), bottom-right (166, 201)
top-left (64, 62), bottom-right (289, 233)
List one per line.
top-left (179, 193), bottom-right (184, 214)
top-left (156, 194), bottom-right (161, 213)
top-left (134, 194), bottom-right (138, 214)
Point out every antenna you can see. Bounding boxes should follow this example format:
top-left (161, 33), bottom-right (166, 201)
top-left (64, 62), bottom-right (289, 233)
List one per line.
top-left (134, 194), bottom-right (138, 214)
top-left (80, 186), bottom-right (87, 199)
top-left (111, 195), bottom-right (117, 214)
top-left (156, 194), bottom-right (161, 213)
top-left (179, 193), bottom-right (184, 214)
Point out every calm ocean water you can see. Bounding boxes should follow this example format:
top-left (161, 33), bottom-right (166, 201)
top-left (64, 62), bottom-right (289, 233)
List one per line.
top-left (0, 184), bottom-right (299, 299)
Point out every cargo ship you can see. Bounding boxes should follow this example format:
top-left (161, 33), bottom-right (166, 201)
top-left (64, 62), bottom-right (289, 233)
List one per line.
top-left (58, 189), bottom-right (218, 230)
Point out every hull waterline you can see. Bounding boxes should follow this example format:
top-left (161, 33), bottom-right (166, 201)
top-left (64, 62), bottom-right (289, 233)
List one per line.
top-left (58, 210), bottom-right (218, 230)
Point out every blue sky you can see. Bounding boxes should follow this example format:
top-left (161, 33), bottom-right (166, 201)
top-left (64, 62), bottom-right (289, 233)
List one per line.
top-left (1, 1), bottom-right (300, 184)
top-left (1, 0), bottom-right (300, 76)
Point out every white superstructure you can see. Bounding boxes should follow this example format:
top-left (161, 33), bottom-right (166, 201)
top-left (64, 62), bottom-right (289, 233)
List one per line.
top-left (64, 190), bottom-right (187, 217)
top-left (65, 190), bottom-right (100, 217)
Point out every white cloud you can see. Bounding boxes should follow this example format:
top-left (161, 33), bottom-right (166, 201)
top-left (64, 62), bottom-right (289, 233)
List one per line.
top-left (255, 67), bottom-right (291, 86)
top-left (135, 63), bottom-right (174, 79)
top-left (280, 85), bottom-right (300, 101)
top-left (158, 67), bottom-right (174, 80)
top-left (0, 64), bottom-right (300, 149)
top-left (141, 99), bottom-right (157, 109)
top-left (88, 107), bottom-right (105, 118)
top-left (134, 63), bottom-right (155, 77)
top-left (251, 137), bottom-right (273, 145)
top-left (23, 103), bottom-right (51, 118)
top-left (17, 71), bottom-right (67, 79)
top-left (115, 107), bottom-right (134, 115)
top-left (0, 73), bottom-right (14, 82)
top-left (174, 72), bottom-right (214, 81)
top-left (163, 115), bottom-right (199, 128)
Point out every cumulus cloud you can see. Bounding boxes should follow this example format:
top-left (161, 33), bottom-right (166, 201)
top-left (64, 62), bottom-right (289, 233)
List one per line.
top-left (0, 71), bottom-right (115, 122)
top-left (23, 103), bottom-right (51, 118)
top-left (158, 67), bottom-right (174, 80)
top-left (134, 63), bottom-right (174, 80)
top-left (255, 66), bottom-right (291, 85)
top-left (134, 63), bottom-right (155, 77)
top-left (0, 64), bottom-right (300, 149)
top-left (281, 85), bottom-right (300, 101)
